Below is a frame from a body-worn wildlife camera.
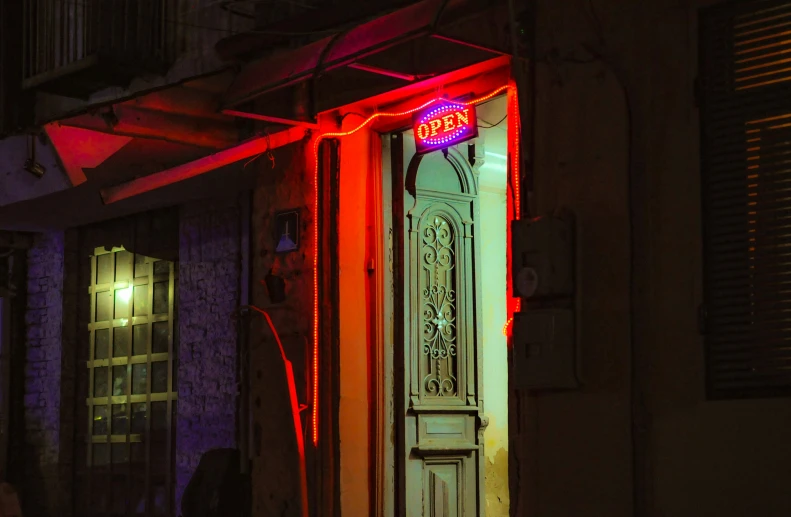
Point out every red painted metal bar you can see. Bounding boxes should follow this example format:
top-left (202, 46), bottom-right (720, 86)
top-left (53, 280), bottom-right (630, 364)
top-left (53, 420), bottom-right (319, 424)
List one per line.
top-left (247, 305), bottom-right (309, 517)
top-left (100, 127), bottom-right (307, 204)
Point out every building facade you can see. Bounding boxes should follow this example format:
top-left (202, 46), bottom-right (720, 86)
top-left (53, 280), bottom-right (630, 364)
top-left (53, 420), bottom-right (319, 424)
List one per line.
top-left (2, 0), bottom-right (791, 516)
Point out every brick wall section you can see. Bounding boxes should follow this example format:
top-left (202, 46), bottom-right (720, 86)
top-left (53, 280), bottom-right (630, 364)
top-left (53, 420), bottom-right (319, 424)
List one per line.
top-left (22, 231), bottom-right (65, 516)
top-left (176, 199), bottom-right (241, 513)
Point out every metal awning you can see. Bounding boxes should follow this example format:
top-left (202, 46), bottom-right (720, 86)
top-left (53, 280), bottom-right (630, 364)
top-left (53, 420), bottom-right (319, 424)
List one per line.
top-left (222, 0), bottom-right (510, 122)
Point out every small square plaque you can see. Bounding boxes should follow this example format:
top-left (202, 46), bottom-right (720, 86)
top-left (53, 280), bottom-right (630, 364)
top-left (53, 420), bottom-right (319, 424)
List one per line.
top-left (275, 210), bottom-right (300, 253)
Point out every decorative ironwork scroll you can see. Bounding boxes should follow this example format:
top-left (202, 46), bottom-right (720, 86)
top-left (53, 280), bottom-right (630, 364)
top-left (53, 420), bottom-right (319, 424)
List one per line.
top-left (421, 216), bottom-right (458, 398)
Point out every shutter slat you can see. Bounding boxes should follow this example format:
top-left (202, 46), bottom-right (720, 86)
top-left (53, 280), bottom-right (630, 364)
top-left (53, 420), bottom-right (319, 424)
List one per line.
top-left (701, 0), bottom-right (791, 398)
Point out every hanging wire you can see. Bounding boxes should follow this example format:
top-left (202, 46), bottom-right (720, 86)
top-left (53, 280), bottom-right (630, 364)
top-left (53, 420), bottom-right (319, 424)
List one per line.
top-left (243, 131), bottom-right (276, 169)
top-left (478, 114), bottom-right (507, 129)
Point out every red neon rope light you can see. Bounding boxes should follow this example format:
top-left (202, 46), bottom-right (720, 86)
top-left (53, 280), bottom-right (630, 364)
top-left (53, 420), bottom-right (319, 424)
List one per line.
top-left (504, 82), bottom-right (522, 336)
top-left (311, 84), bottom-right (511, 445)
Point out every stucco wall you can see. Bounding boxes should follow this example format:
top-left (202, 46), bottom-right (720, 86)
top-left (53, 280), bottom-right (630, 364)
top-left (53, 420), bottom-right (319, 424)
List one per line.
top-left (336, 119), bottom-right (371, 517)
top-left (176, 199), bottom-right (242, 512)
top-left (21, 231), bottom-right (65, 516)
top-left (512, 1), bottom-right (791, 516)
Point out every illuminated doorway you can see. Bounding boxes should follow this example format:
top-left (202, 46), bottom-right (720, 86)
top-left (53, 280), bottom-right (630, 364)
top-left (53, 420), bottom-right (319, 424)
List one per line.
top-left (380, 94), bottom-right (509, 516)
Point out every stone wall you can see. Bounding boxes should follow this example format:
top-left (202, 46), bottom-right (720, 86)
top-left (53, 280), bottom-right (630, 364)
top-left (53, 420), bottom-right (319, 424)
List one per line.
top-left (175, 198), bottom-right (241, 513)
top-left (21, 231), bottom-right (65, 516)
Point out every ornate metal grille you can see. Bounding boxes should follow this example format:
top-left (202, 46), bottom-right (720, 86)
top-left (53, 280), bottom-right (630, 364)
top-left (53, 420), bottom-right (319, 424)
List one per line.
top-left (421, 215), bottom-right (458, 399)
top-left (79, 246), bottom-right (177, 516)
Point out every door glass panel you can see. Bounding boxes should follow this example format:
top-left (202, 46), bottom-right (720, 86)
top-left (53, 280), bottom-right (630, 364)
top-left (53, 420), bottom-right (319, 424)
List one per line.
top-left (112, 404), bottom-right (128, 434)
top-left (131, 403), bottom-right (146, 434)
top-left (96, 253), bottom-right (114, 285)
top-left (134, 284), bottom-right (149, 316)
top-left (133, 325), bottom-right (147, 356)
top-left (93, 405), bottom-right (108, 435)
top-left (114, 327), bottom-right (130, 358)
top-left (112, 444), bottom-right (129, 465)
top-left (153, 282), bottom-right (168, 315)
top-left (95, 329), bottom-right (110, 359)
top-left (115, 287), bottom-right (133, 319)
top-left (132, 364), bottom-right (147, 395)
top-left (94, 367), bottom-right (108, 398)
top-left (112, 366), bottom-right (127, 396)
top-left (96, 290), bottom-right (113, 322)
top-left (115, 251), bottom-right (133, 282)
top-left (152, 362), bottom-right (168, 393)
top-left (152, 321), bottom-right (168, 354)
top-left (93, 443), bottom-right (110, 466)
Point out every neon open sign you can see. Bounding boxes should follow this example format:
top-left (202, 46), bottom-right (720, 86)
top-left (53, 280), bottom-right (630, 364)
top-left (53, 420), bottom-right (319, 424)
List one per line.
top-left (413, 102), bottom-right (478, 154)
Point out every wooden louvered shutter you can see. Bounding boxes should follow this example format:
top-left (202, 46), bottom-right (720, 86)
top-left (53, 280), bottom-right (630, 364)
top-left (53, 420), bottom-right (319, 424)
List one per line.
top-left (700, 0), bottom-right (791, 399)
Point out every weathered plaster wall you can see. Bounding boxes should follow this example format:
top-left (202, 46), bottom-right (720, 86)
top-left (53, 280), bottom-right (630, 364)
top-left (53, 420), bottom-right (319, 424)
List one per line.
top-left (21, 231), bottom-right (65, 516)
top-left (176, 199), bottom-right (241, 513)
top-left (512, 1), bottom-right (791, 516)
top-left (250, 143), bottom-right (313, 517)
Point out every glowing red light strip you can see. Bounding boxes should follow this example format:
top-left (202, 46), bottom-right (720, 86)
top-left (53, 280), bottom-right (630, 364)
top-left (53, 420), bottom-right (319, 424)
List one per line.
top-left (311, 84), bottom-right (509, 445)
top-left (504, 83), bottom-right (521, 336)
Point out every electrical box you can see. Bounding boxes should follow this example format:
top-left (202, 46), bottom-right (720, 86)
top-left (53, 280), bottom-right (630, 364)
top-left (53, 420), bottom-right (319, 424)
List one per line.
top-left (511, 214), bottom-right (578, 390)
top-left (511, 216), bottom-right (574, 299)
top-left (512, 309), bottom-right (577, 390)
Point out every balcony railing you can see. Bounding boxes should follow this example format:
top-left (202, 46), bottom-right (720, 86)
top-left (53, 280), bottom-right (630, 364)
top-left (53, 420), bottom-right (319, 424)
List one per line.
top-left (22, 0), bottom-right (179, 95)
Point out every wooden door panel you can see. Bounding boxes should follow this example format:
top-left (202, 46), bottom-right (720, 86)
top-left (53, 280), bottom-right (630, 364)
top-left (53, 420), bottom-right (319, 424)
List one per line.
top-left (401, 146), bottom-right (484, 516)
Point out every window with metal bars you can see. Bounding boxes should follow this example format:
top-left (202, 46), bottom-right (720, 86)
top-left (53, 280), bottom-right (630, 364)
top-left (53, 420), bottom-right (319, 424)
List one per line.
top-left (75, 246), bottom-right (177, 516)
top-left (700, 0), bottom-right (791, 399)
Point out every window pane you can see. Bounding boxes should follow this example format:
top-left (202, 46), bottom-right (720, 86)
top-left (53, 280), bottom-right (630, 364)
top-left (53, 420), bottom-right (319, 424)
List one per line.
top-left (93, 405), bottom-right (108, 435)
top-left (112, 366), bottom-right (127, 397)
top-left (112, 404), bottom-right (128, 435)
top-left (113, 327), bottom-right (130, 358)
top-left (131, 475), bottom-right (146, 514)
top-left (96, 253), bottom-right (113, 284)
top-left (133, 325), bottom-right (147, 356)
top-left (115, 287), bottom-right (133, 319)
top-left (91, 473), bottom-right (109, 512)
top-left (112, 443), bottom-right (129, 465)
top-left (93, 443), bottom-right (110, 466)
top-left (96, 290), bottom-right (112, 322)
top-left (94, 367), bottom-right (108, 398)
top-left (153, 260), bottom-right (169, 276)
top-left (133, 284), bottom-right (149, 316)
top-left (132, 364), bottom-right (148, 395)
top-left (152, 362), bottom-right (168, 393)
top-left (131, 403), bottom-right (146, 434)
top-left (152, 321), bottom-right (168, 354)
top-left (131, 442), bottom-right (146, 465)
top-left (152, 479), bottom-right (167, 515)
top-left (115, 251), bottom-right (133, 282)
top-left (151, 401), bottom-right (167, 431)
top-left (95, 328), bottom-right (109, 359)
top-left (153, 282), bottom-right (168, 315)
top-left (134, 254), bottom-right (148, 279)
top-left (111, 474), bottom-right (128, 514)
